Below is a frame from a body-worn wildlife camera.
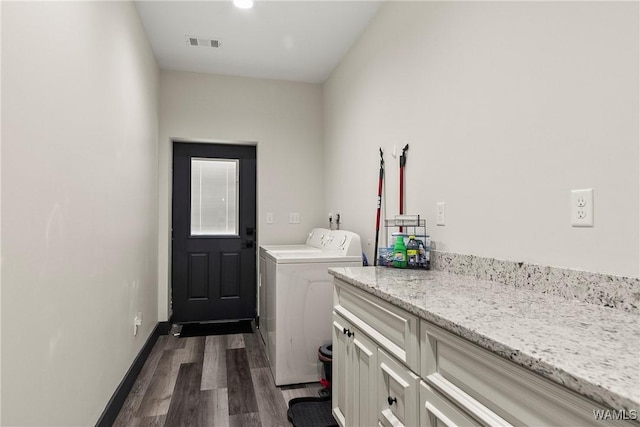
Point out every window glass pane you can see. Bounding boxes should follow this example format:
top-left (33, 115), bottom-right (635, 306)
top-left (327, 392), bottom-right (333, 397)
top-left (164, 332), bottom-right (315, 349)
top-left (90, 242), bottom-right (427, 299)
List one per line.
top-left (190, 158), bottom-right (239, 236)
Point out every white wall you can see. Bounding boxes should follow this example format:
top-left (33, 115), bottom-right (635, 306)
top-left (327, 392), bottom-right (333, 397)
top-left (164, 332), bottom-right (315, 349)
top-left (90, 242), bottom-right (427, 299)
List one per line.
top-left (324, 1), bottom-right (639, 277)
top-left (158, 70), bottom-right (324, 320)
top-left (1, 2), bottom-right (159, 425)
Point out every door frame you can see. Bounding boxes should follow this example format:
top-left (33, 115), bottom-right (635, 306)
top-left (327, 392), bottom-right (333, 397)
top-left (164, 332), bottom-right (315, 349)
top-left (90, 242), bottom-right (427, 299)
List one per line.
top-left (159, 138), bottom-right (259, 322)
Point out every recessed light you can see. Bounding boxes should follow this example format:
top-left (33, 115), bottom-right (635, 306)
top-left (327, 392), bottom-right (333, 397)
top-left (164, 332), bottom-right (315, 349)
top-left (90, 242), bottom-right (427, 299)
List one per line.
top-left (233, 0), bottom-right (254, 9)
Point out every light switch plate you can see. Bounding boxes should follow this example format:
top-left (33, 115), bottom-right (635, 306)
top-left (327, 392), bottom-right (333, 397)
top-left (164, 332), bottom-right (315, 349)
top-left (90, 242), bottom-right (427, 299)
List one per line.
top-left (266, 212), bottom-right (274, 224)
top-left (289, 212), bottom-right (300, 224)
top-left (436, 202), bottom-right (446, 226)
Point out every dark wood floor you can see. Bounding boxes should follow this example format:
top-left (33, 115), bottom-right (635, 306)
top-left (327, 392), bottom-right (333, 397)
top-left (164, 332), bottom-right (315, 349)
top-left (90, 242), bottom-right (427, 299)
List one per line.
top-left (114, 325), bottom-right (323, 427)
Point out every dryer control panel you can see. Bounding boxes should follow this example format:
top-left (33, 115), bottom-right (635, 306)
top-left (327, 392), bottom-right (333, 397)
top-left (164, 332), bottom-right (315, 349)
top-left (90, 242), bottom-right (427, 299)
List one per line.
top-left (306, 228), bottom-right (331, 248)
top-left (324, 230), bottom-right (362, 256)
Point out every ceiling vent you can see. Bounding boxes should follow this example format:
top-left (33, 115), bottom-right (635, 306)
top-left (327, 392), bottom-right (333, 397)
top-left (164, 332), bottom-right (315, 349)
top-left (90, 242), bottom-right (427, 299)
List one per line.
top-left (186, 36), bottom-right (221, 48)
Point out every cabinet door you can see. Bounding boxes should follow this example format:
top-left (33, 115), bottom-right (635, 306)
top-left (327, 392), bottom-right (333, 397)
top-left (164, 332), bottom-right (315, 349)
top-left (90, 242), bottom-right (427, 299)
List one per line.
top-left (419, 381), bottom-right (480, 427)
top-left (378, 349), bottom-right (420, 427)
top-left (332, 313), bottom-right (351, 427)
top-left (351, 326), bottom-right (378, 427)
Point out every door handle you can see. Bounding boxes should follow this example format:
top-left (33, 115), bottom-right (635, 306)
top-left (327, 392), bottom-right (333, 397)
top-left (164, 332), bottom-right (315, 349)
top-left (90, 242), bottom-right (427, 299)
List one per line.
top-left (244, 240), bottom-right (254, 249)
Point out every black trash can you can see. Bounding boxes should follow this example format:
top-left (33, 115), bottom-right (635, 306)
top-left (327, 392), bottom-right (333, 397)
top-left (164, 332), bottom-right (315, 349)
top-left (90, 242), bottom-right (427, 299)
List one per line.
top-left (318, 344), bottom-right (332, 384)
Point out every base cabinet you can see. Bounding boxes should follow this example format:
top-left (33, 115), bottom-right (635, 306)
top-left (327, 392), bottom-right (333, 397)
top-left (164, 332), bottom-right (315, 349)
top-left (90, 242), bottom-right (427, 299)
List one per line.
top-left (332, 313), bottom-right (378, 427)
top-left (333, 278), bottom-right (636, 427)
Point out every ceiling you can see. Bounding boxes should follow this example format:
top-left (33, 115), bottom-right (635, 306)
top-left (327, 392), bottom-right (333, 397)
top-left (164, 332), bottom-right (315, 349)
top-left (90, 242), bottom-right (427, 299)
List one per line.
top-left (134, 1), bottom-right (383, 84)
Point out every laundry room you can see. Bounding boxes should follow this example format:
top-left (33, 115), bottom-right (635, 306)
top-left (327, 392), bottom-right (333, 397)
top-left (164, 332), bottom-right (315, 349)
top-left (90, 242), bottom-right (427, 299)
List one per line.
top-left (1, 1), bottom-right (638, 426)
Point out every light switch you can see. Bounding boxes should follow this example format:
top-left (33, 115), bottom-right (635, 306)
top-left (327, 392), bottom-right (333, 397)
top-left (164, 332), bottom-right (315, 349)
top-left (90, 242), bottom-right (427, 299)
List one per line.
top-left (436, 202), bottom-right (446, 226)
top-left (289, 212), bottom-right (300, 224)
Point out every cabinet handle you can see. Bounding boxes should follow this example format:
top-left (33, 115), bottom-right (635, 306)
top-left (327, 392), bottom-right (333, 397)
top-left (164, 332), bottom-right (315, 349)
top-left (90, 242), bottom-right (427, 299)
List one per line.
top-left (343, 327), bottom-right (349, 335)
top-left (348, 331), bottom-right (354, 337)
top-left (387, 396), bottom-right (397, 406)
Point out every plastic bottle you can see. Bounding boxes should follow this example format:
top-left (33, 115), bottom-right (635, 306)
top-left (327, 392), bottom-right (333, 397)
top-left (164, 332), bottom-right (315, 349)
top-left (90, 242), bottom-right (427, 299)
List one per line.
top-left (406, 236), bottom-right (419, 267)
top-left (417, 235), bottom-right (431, 269)
top-left (392, 235), bottom-right (407, 268)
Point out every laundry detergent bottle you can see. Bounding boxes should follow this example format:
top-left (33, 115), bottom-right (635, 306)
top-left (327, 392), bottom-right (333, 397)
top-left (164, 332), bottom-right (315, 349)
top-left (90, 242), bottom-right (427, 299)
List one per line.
top-left (392, 235), bottom-right (407, 268)
top-left (406, 236), bottom-right (419, 267)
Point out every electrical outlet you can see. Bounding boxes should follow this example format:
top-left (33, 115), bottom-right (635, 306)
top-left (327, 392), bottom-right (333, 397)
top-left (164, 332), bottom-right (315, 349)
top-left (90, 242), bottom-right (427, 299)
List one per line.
top-left (266, 212), bottom-right (274, 224)
top-left (436, 202), bottom-right (446, 226)
top-left (571, 189), bottom-right (593, 227)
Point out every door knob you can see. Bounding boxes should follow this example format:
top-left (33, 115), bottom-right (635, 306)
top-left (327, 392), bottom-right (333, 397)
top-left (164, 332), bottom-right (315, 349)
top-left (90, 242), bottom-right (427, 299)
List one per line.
top-left (388, 396), bottom-right (397, 406)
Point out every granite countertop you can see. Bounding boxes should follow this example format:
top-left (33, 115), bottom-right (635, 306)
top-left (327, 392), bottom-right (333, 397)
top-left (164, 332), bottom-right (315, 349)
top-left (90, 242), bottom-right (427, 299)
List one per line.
top-left (328, 266), bottom-right (640, 412)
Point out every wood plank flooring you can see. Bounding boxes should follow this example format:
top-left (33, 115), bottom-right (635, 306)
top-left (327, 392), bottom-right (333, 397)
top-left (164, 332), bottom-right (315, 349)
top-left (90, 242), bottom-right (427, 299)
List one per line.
top-left (114, 325), bottom-right (324, 427)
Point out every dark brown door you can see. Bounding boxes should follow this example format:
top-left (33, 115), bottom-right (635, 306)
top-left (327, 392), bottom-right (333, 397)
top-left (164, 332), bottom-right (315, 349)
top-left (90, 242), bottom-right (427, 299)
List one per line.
top-left (172, 142), bottom-right (256, 323)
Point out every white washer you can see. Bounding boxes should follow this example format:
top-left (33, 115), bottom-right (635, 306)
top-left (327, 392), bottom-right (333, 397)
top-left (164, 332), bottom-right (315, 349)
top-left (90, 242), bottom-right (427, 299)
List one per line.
top-left (260, 230), bottom-right (362, 386)
top-left (258, 228), bottom-right (330, 345)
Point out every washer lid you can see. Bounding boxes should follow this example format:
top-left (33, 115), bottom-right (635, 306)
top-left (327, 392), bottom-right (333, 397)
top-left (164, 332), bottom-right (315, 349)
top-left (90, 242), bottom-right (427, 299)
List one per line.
top-left (260, 244), bottom-right (322, 255)
top-left (267, 251), bottom-right (362, 264)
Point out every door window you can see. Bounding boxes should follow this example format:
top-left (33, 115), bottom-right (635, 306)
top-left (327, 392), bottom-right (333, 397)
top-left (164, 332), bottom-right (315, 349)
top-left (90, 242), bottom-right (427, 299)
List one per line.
top-left (190, 158), bottom-right (239, 236)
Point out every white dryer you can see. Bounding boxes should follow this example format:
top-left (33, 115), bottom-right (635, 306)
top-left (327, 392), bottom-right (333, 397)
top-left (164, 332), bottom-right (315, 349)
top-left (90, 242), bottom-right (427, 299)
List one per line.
top-left (260, 230), bottom-right (362, 386)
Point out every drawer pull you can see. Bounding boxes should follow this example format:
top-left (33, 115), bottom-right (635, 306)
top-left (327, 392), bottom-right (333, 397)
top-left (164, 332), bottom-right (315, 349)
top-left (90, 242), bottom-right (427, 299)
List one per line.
top-left (387, 396), bottom-right (397, 406)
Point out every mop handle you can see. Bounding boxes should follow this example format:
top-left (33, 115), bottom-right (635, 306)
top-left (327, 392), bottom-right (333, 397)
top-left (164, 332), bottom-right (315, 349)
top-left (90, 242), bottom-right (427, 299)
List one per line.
top-left (374, 148), bottom-right (384, 266)
top-left (399, 144), bottom-right (409, 232)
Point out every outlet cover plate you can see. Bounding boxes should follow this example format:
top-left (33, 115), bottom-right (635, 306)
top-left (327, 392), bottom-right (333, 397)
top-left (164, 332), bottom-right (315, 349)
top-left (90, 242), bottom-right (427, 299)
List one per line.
top-left (571, 189), bottom-right (593, 227)
top-left (289, 212), bottom-right (300, 224)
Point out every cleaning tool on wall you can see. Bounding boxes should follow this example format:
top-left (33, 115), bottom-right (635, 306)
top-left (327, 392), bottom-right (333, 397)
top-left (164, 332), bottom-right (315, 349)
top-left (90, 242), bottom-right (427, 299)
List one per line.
top-left (374, 148), bottom-right (385, 266)
top-left (399, 144), bottom-right (409, 233)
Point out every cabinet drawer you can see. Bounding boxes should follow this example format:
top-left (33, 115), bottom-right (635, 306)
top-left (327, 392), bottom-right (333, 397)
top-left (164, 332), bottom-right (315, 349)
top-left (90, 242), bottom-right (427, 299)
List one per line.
top-left (420, 321), bottom-right (634, 426)
top-left (378, 349), bottom-right (420, 427)
top-left (419, 381), bottom-right (480, 427)
top-left (334, 279), bottom-right (419, 371)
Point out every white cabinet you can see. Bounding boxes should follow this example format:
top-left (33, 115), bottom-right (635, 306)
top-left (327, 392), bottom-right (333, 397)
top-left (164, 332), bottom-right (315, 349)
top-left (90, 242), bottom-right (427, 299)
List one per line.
top-left (419, 320), bottom-right (637, 427)
top-left (333, 278), bottom-right (634, 427)
top-left (332, 313), bottom-right (378, 427)
top-left (333, 279), bottom-right (419, 427)
top-left (332, 314), bottom-right (350, 427)
top-left (333, 280), bottom-right (419, 371)
top-left (378, 348), bottom-right (420, 427)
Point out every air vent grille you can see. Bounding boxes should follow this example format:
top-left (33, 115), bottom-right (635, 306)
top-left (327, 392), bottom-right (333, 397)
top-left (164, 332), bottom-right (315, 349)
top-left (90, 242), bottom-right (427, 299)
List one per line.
top-left (186, 36), bottom-right (221, 48)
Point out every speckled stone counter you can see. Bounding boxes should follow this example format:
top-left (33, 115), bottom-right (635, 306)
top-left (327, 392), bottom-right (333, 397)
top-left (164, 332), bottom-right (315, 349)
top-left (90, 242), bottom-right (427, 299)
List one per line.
top-left (328, 266), bottom-right (640, 412)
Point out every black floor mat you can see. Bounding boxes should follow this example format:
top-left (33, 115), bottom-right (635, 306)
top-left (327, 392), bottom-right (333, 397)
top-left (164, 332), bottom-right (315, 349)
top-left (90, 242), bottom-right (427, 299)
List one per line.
top-left (178, 320), bottom-right (253, 338)
top-left (287, 396), bottom-right (337, 427)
